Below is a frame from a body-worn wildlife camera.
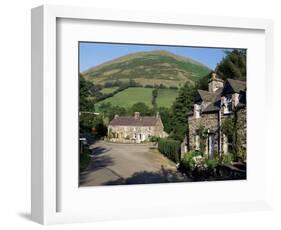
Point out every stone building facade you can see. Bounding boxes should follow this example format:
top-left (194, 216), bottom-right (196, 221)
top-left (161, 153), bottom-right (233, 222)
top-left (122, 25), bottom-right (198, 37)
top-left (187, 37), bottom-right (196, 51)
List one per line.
top-left (186, 73), bottom-right (246, 159)
top-left (108, 112), bottom-right (168, 143)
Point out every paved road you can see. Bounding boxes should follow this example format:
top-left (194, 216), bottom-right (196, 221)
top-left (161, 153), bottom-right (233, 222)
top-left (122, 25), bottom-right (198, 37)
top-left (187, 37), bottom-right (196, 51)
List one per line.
top-left (79, 140), bottom-right (187, 186)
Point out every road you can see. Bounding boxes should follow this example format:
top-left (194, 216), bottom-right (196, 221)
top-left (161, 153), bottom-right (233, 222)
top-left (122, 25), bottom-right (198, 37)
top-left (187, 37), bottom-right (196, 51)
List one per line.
top-left (79, 140), bottom-right (188, 186)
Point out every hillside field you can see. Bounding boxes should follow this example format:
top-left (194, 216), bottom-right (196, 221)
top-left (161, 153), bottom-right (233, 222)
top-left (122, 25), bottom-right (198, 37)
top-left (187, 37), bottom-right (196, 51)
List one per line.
top-left (95, 87), bottom-right (179, 110)
top-left (100, 87), bottom-right (118, 94)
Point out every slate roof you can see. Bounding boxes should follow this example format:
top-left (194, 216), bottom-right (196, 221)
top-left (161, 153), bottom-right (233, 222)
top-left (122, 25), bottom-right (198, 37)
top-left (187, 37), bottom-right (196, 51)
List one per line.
top-left (109, 116), bottom-right (159, 126)
top-left (196, 88), bottom-right (223, 114)
top-left (223, 79), bottom-right (246, 94)
top-left (195, 79), bottom-right (246, 114)
top-left (202, 103), bottom-right (220, 113)
top-left (191, 78), bottom-right (246, 116)
top-left (195, 90), bottom-right (215, 102)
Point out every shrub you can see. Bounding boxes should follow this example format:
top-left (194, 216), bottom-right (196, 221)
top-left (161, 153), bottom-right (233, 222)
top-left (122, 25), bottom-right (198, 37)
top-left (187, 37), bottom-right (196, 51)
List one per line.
top-left (180, 152), bottom-right (219, 178)
top-left (158, 138), bottom-right (181, 163)
top-left (222, 153), bottom-right (234, 165)
top-left (181, 152), bottom-right (206, 171)
top-left (206, 159), bottom-right (218, 170)
top-left (80, 149), bottom-right (91, 171)
top-left (149, 135), bottom-right (159, 142)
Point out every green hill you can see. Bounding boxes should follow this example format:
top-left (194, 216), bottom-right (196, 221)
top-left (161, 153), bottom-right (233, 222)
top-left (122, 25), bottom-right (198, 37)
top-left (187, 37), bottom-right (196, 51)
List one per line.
top-left (95, 87), bottom-right (179, 110)
top-left (82, 50), bottom-right (211, 88)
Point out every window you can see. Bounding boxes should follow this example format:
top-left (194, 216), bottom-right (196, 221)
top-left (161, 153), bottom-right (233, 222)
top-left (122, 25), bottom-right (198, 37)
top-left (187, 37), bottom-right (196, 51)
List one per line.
top-left (222, 95), bottom-right (232, 114)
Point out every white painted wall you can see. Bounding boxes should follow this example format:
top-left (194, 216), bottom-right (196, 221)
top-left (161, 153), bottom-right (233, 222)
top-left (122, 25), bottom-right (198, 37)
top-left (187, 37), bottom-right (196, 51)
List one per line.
top-left (0, 0), bottom-right (280, 229)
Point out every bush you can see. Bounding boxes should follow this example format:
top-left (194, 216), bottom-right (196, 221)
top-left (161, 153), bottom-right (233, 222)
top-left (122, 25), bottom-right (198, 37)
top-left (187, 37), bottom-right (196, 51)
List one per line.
top-left (149, 135), bottom-right (159, 142)
top-left (180, 152), bottom-right (219, 178)
top-left (181, 153), bottom-right (196, 171)
top-left (80, 149), bottom-right (91, 171)
top-left (221, 153), bottom-right (234, 165)
top-left (206, 159), bottom-right (218, 170)
top-left (158, 138), bottom-right (181, 163)
top-left (181, 152), bottom-right (205, 171)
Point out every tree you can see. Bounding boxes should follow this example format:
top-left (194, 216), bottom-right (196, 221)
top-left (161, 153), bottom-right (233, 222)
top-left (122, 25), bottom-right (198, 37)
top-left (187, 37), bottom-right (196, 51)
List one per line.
top-left (79, 75), bottom-right (95, 112)
top-left (98, 102), bottom-right (112, 118)
top-left (196, 73), bottom-right (210, 91)
top-left (158, 107), bottom-right (173, 133)
top-left (151, 88), bottom-right (158, 111)
top-left (130, 102), bottom-right (152, 116)
top-left (216, 49), bottom-right (246, 81)
top-left (170, 82), bottom-right (196, 142)
top-left (79, 113), bottom-right (103, 133)
top-left (108, 106), bottom-right (127, 121)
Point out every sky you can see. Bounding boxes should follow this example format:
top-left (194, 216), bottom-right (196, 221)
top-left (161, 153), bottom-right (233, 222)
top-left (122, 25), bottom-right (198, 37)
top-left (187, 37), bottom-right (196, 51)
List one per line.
top-left (79, 42), bottom-right (232, 72)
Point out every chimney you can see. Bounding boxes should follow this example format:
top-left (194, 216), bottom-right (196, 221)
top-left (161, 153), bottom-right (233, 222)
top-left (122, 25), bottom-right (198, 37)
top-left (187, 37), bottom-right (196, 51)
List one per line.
top-left (208, 72), bottom-right (224, 93)
top-left (134, 112), bottom-right (140, 119)
top-left (156, 112), bottom-right (160, 118)
top-left (114, 114), bottom-right (119, 119)
top-left (211, 72), bottom-right (217, 80)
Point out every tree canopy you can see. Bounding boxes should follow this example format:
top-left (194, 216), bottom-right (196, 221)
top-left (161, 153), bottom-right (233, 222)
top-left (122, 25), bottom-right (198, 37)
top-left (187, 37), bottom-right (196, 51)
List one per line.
top-left (169, 82), bottom-right (196, 141)
top-left (130, 102), bottom-right (152, 116)
top-left (79, 75), bottom-right (95, 112)
top-left (216, 49), bottom-right (246, 81)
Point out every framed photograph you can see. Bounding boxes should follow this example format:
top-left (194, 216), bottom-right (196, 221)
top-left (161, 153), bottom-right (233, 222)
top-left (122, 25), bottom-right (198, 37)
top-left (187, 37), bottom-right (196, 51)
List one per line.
top-left (31, 5), bottom-right (274, 224)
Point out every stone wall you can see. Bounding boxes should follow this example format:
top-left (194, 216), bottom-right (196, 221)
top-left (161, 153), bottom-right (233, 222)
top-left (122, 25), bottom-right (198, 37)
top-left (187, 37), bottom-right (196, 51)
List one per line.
top-left (188, 112), bottom-right (219, 154)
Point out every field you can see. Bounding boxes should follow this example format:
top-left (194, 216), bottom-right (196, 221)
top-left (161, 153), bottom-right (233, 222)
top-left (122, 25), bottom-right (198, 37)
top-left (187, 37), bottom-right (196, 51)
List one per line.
top-left (100, 87), bottom-right (118, 94)
top-left (95, 87), bottom-right (178, 110)
top-left (157, 89), bottom-right (179, 108)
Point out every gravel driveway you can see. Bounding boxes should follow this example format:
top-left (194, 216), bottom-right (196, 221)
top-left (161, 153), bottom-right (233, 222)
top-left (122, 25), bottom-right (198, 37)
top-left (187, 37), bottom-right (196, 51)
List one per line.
top-left (79, 140), bottom-right (187, 186)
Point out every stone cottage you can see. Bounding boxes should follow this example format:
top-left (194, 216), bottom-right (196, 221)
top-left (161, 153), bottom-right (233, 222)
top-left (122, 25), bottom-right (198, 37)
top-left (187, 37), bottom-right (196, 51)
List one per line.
top-left (186, 73), bottom-right (246, 159)
top-left (108, 112), bottom-right (168, 143)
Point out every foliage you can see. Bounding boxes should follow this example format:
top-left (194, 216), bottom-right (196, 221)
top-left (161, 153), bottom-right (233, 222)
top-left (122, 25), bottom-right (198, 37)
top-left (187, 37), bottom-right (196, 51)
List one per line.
top-left (79, 75), bottom-right (96, 112)
top-left (80, 149), bottom-right (91, 171)
top-left (169, 82), bottom-right (196, 141)
top-left (151, 87), bottom-right (158, 110)
top-left (79, 113), bottom-right (107, 137)
top-left (216, 49), bottom-right (246, 81)
top-left (221, 112), bottom-right (245, 162)
top-left (221, 153), bottom-right (234, 165)
top-left (149, 135), bottom-right (160, 142)
top-left (181, 152), bottom-right (205, 171)
top-left (158, 107), bottom-right (173, 133)
top-left (108, 106), bottom-right (127, 121)
top-left (206, 159), bottom-right (218, 169)
top-left (158, 138), bottom-right (181, 163)
top-left (195, 49), bottom-right (246, 90)
top-left (221, 117), bottom-right (235, 135)
top-left (95, 122), bottom-right (108, 137)
top-left (97, 102), bottom-right (112, 118)
top-left (196, 73), bottom-right (210, 91)
top-left (130, 102), bottom-right (152, 116)
top-left (181, 151), bottom-right (219, 177)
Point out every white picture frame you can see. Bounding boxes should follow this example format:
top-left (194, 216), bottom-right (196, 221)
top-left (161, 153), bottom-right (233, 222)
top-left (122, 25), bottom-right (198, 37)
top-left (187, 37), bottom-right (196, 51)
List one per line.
top-left (31, 5), bottom-right (274, 225)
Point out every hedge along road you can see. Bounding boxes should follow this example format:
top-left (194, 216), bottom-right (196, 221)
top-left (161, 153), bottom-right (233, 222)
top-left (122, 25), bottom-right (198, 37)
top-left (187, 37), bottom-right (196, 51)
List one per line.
top-left (79, 140), bottom-right (188, 186)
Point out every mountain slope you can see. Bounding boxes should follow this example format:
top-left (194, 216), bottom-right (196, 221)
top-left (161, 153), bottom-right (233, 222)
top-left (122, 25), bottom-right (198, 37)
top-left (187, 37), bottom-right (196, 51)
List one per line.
top-left (82, 50), bottom-right (212, 87)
